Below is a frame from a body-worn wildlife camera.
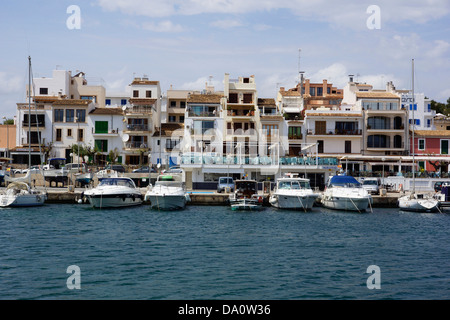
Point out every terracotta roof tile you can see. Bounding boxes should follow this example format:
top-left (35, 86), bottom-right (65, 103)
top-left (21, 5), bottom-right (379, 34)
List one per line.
top-left (356, 92), bottom-right (399, 99)
top-left (187, 94), bottom-right (223, 103)
top-left (89, 107), bottom-right (124, 115)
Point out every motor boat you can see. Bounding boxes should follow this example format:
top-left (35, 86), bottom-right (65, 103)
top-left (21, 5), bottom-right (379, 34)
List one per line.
top-left (144, 174), bottom-right (190, 210)
top-left (0, 181), bottom-right (46, 207)
top-left (228, 179), bottom-right (263, 211)
top-left (269, 175), bottom-right (319, 210)
top-left (82, 177), bottom-right (143, 208)
top-left (321, 175), bottom-right (372, 212)
top-left (75, 172), bottom-right (94, 187)
top-left (398, 192), bottom-right (440, 213)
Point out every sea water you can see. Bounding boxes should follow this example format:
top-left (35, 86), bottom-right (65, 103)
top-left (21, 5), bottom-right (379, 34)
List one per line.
top-left (0, 204), bottom-right (449, 300)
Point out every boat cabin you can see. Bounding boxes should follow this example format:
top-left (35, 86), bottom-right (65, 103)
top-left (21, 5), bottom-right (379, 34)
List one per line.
top-left (235, 180), bottom-right (258, 199)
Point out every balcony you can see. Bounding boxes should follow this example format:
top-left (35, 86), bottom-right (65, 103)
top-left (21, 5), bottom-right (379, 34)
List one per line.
top-left (92, 128), bottom-right (120, 136)
top-left (125, 141), bottom-right (149, 149)
top-left (125, 106), bottom-right (153, 115)
top-left (126, 124), bottom-right (150, 132)
top-left (308, 129), bottom-right (362, 136)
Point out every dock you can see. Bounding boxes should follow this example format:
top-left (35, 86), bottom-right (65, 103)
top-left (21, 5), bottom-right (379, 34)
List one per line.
top-left (10, 187), bottom-right (402, 208)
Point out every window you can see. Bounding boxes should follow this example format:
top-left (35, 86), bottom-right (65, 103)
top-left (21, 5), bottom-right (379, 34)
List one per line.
top-left (288, 127), bottom-right (302, 139)
top-left (441, 140), bottom-right (449, 155)
top-left (427, 103), bottom-right (431, 112)
top-left (368, 117), bottom-right (390, 129)
top-left (133, 90), bottom-right (139, 98)
top-left (67, 129), bottom-right (72, 137)
top-left (54, 109), bottom-right (64, 122)
top-left (180, 101), bottom-right (186, 108)
top-left (418, 139), bottom-right (425, 150)
top-left (229, 93), bottom-right (238, 103)
top-left (243, 93), bottom-right (253, 104)
top-left (95, 121), bottom-right (108, 134)
top-left (168, 116), bottom-right (176, 123)
top-left (368, 135), bottom-right (390, 148)
top-left (193, 120), bottom-right (214, 135)
top-left (39, 88), bottom-right (48, 95)
top-left (316, 87), bottom-right (323, 96)
top-left (166, 139), bottom-right (180, 150)
top-left (66, 109), bottom-right (74, 122)
top-left (170, 101), bottom-right (177, 107)
top-left (262, 124), bottom-right (278, 137)
top-left (121, 99), bottom-right (127, 105)
top-left (146, 90), bottom-right (152, 98)
top-left (78, 129), bottom-right (84, 142)
top-left (76, 109), bottom-right (86, 122)
top-left (95, 140), bottom-right (108, 152)
top-left (56, 128), bottom-right (62, 141)
top-left (105, 99), bottom-right (111, 105)
top-left (310, 87), bottom-right (316, 96)
top-left (409, 104), bottom-right (417, 110)
top-left (427, 119), bottom-right (431, 128)
top-left (335, 122), bottom-right (358, 134)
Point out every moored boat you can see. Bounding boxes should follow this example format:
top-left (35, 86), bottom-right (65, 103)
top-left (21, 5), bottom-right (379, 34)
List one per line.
top-left (321, 175), bottom-right (372, 212)
top-left (229, 179), bottom-right (263, 211)
top-left (269, 175), bottom-right (319, 210)
top-left (83, 177), bottom-right (143, 208)
top-left (144, 174), bottom-right (189, 210)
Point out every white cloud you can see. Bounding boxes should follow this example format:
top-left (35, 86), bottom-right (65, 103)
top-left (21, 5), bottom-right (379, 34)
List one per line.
top-left (426, 40), bottom-right (450, 59)
top-left (96, 0), bottom-right (450, 27)
top-left (210, 19), bottom-right (244, 29)
top-left (142, 20), bottom-right (185, 32)
top-left (179, 76), bottom-right (222, 91)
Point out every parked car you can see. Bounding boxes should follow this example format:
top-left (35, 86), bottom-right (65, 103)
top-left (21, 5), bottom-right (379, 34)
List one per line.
top-left (22, 166), bottom-right (41, 174)
top-left (362, 178), bottom-right (381, 194)
top-left (217, 177), bottom-right (235, 193)
top-left (162, 166), bottom-right (183, 173)
top-left (104, 164), bottom-right (126, 173)
top-left (62, 163), bottom-right (88, 174)
top-left (132, 166), bottom-right (156, 173)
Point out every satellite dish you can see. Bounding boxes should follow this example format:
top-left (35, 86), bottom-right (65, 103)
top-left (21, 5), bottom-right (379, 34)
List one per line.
top-left (157, 163), bottom-right (161, 169)
top-left (122, 105), bottom-right (127, 111)
top-left (122, 133), bottom-right (129, 142)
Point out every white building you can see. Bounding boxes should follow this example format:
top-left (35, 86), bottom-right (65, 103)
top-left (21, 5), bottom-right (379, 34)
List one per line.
top-left (401, 92), bottom-right (435, 130)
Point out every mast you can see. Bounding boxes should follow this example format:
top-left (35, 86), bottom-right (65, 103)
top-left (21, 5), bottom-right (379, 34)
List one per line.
top-left (28, 56), bottom-right (32, 170)
top-left (412, 58), bottom-right (415, 194)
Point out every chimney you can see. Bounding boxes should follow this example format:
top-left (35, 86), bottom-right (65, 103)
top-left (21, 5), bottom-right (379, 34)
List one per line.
top-left (349, 75), bottom-right (354, 83)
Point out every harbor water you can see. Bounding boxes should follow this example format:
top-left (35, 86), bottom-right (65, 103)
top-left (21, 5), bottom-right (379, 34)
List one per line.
top-left (0, 204), bottom-right (449, 300)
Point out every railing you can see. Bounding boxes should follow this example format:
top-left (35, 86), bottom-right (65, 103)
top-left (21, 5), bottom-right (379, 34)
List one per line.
top-left (180, 155), bottom-right (338, 166)
top-left (188, 111), bottom-right (218, 117)
top-left (22, 121), bottom-right (45, 127)
top-left (126, 106), bottom-right (153, 114)
top-left (125, 142), bottom-right (149, 149)
top-left (309, 129), bottom-right (362, 135)
top-left (126, 124), bottom-right (149, 131)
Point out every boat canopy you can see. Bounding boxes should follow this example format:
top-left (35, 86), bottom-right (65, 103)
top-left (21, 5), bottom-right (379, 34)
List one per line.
top-left (328, 175), bottom-right (361, 187)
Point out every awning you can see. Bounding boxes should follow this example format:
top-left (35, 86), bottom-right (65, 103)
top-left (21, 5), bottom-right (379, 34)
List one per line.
top-left (368, 162), bottom-right (414, 166)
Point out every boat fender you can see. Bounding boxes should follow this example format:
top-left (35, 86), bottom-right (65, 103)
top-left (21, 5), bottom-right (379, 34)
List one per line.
top-left (258, 196), bottom-right (263, 203)
top-left (36, 195), bottom-right (41, 202)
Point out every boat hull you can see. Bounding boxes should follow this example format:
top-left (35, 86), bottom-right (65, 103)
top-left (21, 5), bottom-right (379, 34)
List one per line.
top-left (85, 193), bottom-right (143, 208)
top-left (146, 194), bottom-right (186, 210)
top-left (398, 196), bottom-right (440, 213)
top-left (321, 196), bottom-right (371, 212)
top-left (0, 193), bottom-right (46, 207)
top-left (230, 198), bottom-right (262, 211)
top-left (269, 194), bottom-right (318, 210)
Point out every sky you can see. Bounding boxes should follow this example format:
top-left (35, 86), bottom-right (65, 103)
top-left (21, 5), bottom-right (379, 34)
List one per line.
top-left (0, 0), bottom-right (449, 119)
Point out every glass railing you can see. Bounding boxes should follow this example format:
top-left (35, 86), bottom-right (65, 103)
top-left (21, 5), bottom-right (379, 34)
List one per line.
top-left (180, 154), bottom-right (338, 166)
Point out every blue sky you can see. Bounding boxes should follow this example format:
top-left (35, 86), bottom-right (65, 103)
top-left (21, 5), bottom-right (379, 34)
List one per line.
top-left (1, 0), bottom-right (449, 118)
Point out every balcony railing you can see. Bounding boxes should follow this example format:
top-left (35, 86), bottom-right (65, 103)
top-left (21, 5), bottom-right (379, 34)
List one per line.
top-left (180, 154), bottom-right (338, 166)
top-left (308, 129), bottom-right (362, 135)
top-left (22, 121), bottom-right (45, 127)
top-left (125, 142), bottom-right (149, 149)
top-left (126, 124), bottom-right (149, 131)
top-left (188, 111), bottom-right (218, 117)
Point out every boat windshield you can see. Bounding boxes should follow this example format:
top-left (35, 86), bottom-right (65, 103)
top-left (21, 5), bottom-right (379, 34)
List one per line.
top-left (99, 178), bottom-right (135, 188)
top-left (363, 180), bottom-right (378, 185)
top-left (279, 180), bottom-right (311, 189)
top-left (329, 176), bottom-right (361, 188)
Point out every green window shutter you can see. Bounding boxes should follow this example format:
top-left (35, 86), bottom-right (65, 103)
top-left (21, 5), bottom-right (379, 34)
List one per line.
top-left (95, 140), bottom-right (108, 152)
top-left (95, 121), bottom-right (108, 134)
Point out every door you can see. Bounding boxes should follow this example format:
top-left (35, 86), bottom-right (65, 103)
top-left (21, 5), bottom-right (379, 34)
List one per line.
top-left (345, 140), bottom-right (351, 153)
top-left (315, 121), bottom-right (326, 135)
top-left (318, 140), bottom-right (324, 153)
top-left (441, 140), bottom-right (449, 155)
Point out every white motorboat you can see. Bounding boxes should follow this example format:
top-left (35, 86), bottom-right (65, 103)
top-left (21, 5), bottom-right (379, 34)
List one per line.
top-left (83, 177), bottom-right (143, 208)
top-left (321, 175), bottom-right (372, 212)
top-left (144, 174), bottom-right (189, 210)
top-left (398, 193), bottom-right (440, 213)
top-left (229, 180), bottom-right (263, 211)
top-left (269, 176), bottom-right (319, 211)
top-left (0, 181), bottom-right (46, 207)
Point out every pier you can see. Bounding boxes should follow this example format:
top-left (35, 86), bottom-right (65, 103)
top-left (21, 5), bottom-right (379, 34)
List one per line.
top-left (14, 186), bottom-right (401, 208)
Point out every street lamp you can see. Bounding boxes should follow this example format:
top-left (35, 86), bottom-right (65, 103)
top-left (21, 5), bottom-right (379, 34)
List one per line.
top-left (382, 157), bottom-right (386, 188)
